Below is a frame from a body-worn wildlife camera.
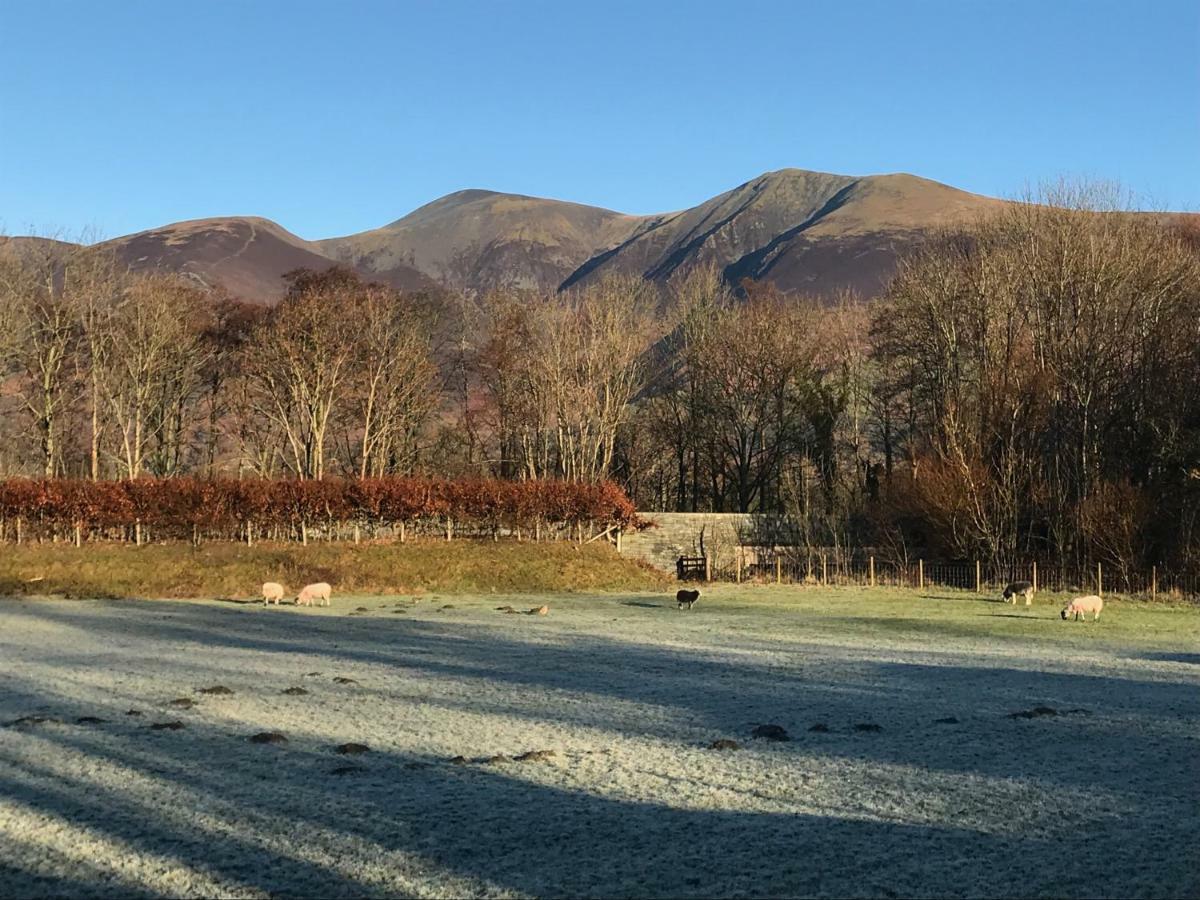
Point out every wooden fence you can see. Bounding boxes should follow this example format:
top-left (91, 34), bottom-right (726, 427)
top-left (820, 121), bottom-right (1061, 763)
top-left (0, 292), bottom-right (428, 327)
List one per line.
top-left (715, 548), bottom-right (1199, 600)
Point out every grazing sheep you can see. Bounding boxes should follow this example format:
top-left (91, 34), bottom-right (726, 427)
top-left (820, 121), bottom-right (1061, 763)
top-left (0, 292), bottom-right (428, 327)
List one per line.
top-left (296, 582), bottom-right (332, 607)
top-left (1002, 580), bottom-right (1035, 606)
top-left (1061, 594), bottom-right (1103, 621)
top-left (677, 589), bottom-right (700, 610)
top-left (262, 582), bottom-right (285, 605)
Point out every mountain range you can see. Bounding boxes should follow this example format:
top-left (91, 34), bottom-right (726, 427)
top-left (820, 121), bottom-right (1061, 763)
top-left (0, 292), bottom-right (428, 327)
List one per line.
top-left (10, 169), bottom-right (1007, 303)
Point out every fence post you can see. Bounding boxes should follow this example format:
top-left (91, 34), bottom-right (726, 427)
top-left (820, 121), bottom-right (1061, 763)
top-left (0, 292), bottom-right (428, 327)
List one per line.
top-left (705, 556), bottom-right (712, 583)
top-left (615, 528), bottom-right (622, 554)
top-left (821, 554), bottom-right (827, 586)
top-left (975, 560), bottom-right (982, 594)
top-left (446, 518), bottom-right (453, 541)
top-left (918, 559), bottom-right (924, 590)
top-left (1151, 565), bottom-right (1157, 600)
top-left (775, 556), bottom-right (782, 585)
top-left (869, 556), bottom-right (875, 587)
top-left (1097, 562), bottom-right (1102, 597)
top-left (735, 547), bottom-right (742, 584)
top-left (15, 515), bottom-right (21, 545)
top-left (1032, 560), bottom-right (1037, 594)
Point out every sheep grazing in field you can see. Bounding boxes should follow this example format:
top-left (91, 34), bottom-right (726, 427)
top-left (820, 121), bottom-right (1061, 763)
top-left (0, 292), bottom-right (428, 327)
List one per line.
top-left (677, 589), bottom-right (700, 610)
top-left (262, 582), bottom-right (285, 605)
top-left (1061, 594), bottom-right (1103, 621)
top-left (296, 582), bottom-right (332, 608)
top-left (1002, 580), bottom-right (1035, 606)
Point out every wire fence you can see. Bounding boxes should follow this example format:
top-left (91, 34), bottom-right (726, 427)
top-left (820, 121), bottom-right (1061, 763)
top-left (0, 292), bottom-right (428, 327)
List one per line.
top-left (703, 547), bottom-right (1200, 600)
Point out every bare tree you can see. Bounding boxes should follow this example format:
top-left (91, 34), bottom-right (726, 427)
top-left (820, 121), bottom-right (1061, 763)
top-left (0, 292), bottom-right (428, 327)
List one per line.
top-left (542, 275), bottom-right (656, 481)
top-left (71, 247), bottom-right (127, 479)
top-left (473, 275), bottom-right (657, 482)
top-left (240, 268), bottom-right (360, 480)
top-left (98, 273), bottom-right (209, 479)
top-left (1, 239), bottom-right (83, 476)
top-left (343, 286), bottom-right (439, 477)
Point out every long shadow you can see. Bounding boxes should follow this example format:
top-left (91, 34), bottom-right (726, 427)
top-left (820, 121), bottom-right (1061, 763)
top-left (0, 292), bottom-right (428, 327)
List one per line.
top-left (3, 599), bottom-right (1199, 896)
top-left (2, 693), bottom-right (1195, 899)
top-left (1138, 651), bottom-right (1200, 665)
top-left (9, 601), bottom-right (1200, 787)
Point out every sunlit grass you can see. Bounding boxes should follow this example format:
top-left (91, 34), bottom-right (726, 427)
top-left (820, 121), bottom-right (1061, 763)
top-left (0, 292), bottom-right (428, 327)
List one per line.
top-left (0, 540), bottom-right (671, 600)
top-left (650, 583), bottom-right (1200, 650)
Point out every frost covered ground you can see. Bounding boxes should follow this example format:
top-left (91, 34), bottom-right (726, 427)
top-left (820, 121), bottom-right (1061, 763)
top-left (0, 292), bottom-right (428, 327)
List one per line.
top-left (1, 587), bottom-right (1197, 898)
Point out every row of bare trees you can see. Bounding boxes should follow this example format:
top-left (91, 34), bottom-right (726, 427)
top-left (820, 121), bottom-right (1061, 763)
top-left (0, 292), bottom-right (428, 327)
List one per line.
top-left (0, 250), bottom-right (438, 481)
top-left (471, 276), bottom-right (655, 482)
top-left (874, 184), bottom-right (1200, 574)
top-left (0, 244), bottom-right (205, 480)
top-left (2, 181), bottom-right (1198, 574)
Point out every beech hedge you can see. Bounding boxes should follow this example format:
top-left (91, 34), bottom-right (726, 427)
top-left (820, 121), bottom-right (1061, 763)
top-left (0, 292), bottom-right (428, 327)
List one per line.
top-left (0, 477), bottom-right (644, 543)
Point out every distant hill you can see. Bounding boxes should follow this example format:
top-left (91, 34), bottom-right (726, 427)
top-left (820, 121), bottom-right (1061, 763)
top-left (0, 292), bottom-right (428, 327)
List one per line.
top-left (321, 170), bottom-right (1001, 299)
top-left (5, 169), bottom-right (1010, 303)
top-left (562, 170), bottom-right (1002, 296)
top-left (317, 190), bottom-right (645, 293)
top-left (100, 217), bottom-right (433, 304)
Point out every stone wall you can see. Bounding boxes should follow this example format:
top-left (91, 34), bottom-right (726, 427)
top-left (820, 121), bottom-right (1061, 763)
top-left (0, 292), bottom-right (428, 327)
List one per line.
top-left (621, 512), bottom-right (795, 574)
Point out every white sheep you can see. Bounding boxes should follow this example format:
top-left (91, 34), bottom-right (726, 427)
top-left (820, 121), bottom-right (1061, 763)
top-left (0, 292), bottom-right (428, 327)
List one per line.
top-left (262, 582), bottom-right (285, 605)
top-left (296, 582), bottom-right (332, 607)
top-left (1061, 594), bottom-right (1103, 621)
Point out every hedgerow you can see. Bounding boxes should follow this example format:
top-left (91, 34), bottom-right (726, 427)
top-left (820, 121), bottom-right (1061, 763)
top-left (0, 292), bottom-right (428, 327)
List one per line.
top-left (0, 477), bottom-right (644, 544)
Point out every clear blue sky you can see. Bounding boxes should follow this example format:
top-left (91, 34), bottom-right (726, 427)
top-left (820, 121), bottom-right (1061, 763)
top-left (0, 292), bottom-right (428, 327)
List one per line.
top-left (2, 0), bottom-right (1197, 240)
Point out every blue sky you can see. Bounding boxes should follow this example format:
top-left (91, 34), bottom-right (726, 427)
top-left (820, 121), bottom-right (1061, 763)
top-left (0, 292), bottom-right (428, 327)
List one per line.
top-left (2, 0), bottom-right (1197, 240)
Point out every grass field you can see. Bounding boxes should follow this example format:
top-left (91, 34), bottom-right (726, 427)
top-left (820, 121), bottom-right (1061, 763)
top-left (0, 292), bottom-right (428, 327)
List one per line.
top-left (1, 586), bottom-right (1197, 898)
top-left (0, 541), bottom-right (670, 598)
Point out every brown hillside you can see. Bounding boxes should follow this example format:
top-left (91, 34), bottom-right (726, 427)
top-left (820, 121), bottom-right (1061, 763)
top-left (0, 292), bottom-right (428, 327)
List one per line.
top-left (102, 217), bottom-right (433, 304)
top-left (563, 170), bottom-right (1003, 296)
top-left (318, 189), bottom-right (646, 293)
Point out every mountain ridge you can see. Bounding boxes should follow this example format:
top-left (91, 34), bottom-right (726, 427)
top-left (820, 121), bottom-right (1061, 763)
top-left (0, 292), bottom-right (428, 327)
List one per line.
top-left (8, 168), bottom-right (1011, 302)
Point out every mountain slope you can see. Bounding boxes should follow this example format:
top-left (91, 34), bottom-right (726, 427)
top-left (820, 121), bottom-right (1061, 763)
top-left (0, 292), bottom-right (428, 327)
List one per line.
top-left (318, 190), bottom-right (648, 293)
top-left (103, 217), bottom-right (433, 304)
top-left (563, 169), bottom-right (1002, 296)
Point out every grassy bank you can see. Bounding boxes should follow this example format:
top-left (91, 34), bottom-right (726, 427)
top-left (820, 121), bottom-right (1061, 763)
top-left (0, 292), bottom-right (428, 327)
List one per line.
top-left (0, 540), bottom-right (670, 599)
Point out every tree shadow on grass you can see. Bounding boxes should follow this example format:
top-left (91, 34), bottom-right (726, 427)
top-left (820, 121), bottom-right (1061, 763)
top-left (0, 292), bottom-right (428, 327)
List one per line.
top-left (1136, 651), bottom-right (1200, 665)
top-left (2, 688), bottom-right (1194, 899)
top-left (9, 600), bottom-right (1199, 782)
top-left (2, 599), bottom-right (1198, 897)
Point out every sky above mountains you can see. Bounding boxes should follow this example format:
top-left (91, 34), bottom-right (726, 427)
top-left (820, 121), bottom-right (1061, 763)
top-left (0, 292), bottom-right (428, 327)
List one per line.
top-left (2, 0), bottom-right (1197, 241)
